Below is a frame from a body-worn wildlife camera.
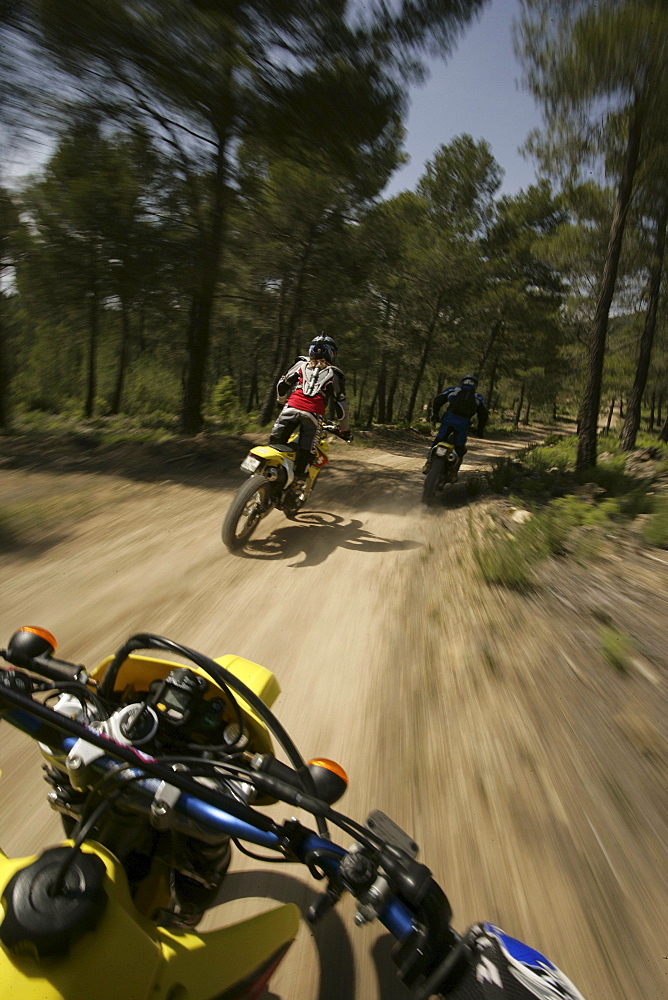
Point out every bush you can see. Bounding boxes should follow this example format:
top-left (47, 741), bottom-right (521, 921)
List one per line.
top-left (474, 538), bottom-right (534, 590)
top-left (211, 376), bottom-right (240, 422)
top-left (474, 493), bottom-right (631, 590)
top-left (600, 626), bottom-right (633, 673)
top-left (123, 361), bottom-right (181, 417)
top-left (412, 419), bottom-right (433, 436)
top-left (643, 499), bottom-right (668, 548)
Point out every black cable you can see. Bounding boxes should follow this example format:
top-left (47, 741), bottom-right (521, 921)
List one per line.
top-left (52, 790), bottom-right (122, 894)
top-left (98, 634), bottom-right (329, 836)
top-left (53, 770), bottom-right (152, 894)
top-left (232, 838), bottom-right (291, 864)
top-left (43, 682), bottom-right (111, 721)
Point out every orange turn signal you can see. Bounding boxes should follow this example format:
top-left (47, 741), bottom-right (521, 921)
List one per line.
top-left (21, 626), bottom-right (58, 653)
top-left (307, 758), bottom-right (348, 805)
top-left (308, 758), bottom-right (348, 785)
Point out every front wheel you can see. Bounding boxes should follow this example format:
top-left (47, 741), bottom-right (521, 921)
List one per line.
top-left (222, 476), bottom-right (274, 550)
top-left (422, 457), bottom-right (445, 505)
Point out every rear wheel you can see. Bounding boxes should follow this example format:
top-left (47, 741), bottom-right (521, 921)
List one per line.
top-left (422, 457), bottom-right (445, 505)
top-left (222, 476), bottom-right (274, 550)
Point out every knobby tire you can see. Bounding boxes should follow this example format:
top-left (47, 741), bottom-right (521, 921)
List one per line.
top-left (422, 457), bottom-right (446, 505)
top-left (222, 476), bottom-right (273, 550)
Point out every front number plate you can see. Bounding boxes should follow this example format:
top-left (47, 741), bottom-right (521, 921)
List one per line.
top-left (240, 455), bottom-right (261, 473)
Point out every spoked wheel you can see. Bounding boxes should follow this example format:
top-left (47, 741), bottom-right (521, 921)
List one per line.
top-left (421, 457), bottom-right (446, 505)
top-left (222, 477), bottom-right (274, 550)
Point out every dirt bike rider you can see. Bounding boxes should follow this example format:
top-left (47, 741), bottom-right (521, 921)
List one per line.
top-left (423, 374), bottom-right (488, 474)
top-left (270, 333), bottom-right (351, 488)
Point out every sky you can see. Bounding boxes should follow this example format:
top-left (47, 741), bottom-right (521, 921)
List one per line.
top-left (383, 0), bottom-right (545, 199)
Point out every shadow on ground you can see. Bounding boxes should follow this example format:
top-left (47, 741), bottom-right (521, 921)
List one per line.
top-left (0, 429), bottom-right (254, 491)
top-left (212, 869), bottom-right (412, 999)
top-left (240, 511), bottom-right (422, 566)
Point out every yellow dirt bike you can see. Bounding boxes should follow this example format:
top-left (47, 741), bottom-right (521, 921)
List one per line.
top-left (222, 422), bottom-right (345, 551)
top-left (421, 429), bottom-right (462, 505)
top-left (0, 627), bottom-right (587, 1000)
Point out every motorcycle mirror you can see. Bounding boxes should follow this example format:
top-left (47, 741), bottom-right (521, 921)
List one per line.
top-left (8, 626), bottom-right (58, 659)
top-left (308, 758), bottom-right (348, 805)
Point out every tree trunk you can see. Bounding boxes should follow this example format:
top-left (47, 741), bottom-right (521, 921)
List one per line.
top-left (109, 296), bottom-right (131, 415)
top-left (477, 319), bottom-right (502, 374)
top-left (523, 398), bottom-right (531, 426)
top-left (84, 282), bottom-right (99, 419)
top-left (246, 352), bottom-right (259, 412)
top-left (604, 398), bottom-right (615, 434)
top-left (487, 356), bottom-right (498, 412)
top-left (376, 357), bottom-right (387, 424)
top-left (355, 371), bottom-right (368, 422)
top-left (366, 384), bottom-right (379, 428)
top-left (649, 389), bottom-right (656, 431)
top-left (405, 291), bottom-right (443, 424)
top-left (620, 198), bottom-right (668, 450)
top-left (386, 364), bottom-right (400, 423)
top-left (619, 397), bottom-right (624, 420)
top-left (576, 92), bottom-right (645, 469)
top-left (181, 133), bottom-right (230, 435)
top-left (657, 392), bottom-right (663, 428)
top-left (514, 383), bottom-right (525, 429)
top-left (258, 234), bottom-right (315, 425)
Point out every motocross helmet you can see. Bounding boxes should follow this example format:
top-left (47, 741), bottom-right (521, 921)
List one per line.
top-left (460, 374), bottom-right (478, 388)
top-left (309, 334), bottom-right (338, 364)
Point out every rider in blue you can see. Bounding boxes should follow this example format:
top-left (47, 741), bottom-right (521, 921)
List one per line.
top-left (424, 374), bottom-right (488, 473)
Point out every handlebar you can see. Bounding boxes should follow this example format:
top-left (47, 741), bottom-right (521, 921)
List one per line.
top-left (0, 632), bottom-right (588, 1000)
top-left (0, 660), bottom-right (458, 991)
top-left (322, 422), bottom-right (352, 443)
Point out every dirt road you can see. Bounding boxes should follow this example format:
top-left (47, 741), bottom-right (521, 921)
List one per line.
top-left (0, 430), bottom-right (665, 999)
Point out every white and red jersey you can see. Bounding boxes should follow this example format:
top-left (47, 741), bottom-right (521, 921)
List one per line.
top-left (276, 358), bottom-right (349, 430)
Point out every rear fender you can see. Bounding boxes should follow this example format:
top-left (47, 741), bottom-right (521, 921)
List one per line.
top-left (250, 445), bottom-right (294, 463)
top-left (247, 447), bottom-right (295, 488)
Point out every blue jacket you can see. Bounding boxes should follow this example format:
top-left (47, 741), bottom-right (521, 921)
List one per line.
top-left (431, 386), bottom-right (488, 433)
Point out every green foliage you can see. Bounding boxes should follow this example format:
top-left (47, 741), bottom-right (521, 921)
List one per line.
top-left (599, 626), bottom-right (634, 674)
top-left (642, 499), bottom-right (668, 548)
top-left (473, 534), bottom-right (534, 590)
top-left (478, 428), bottom-right (667, 586)
top-left (210, 376), bottom-right (248, 430)
top-left (122, 361), bottom-right (181, 418)
top-left (474, 495), bottom-right (614, 589)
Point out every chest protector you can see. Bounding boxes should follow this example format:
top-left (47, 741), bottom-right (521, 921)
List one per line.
top-left (446, 386), bottom-right (478, 419)
top-left (296, 360), bottom-right (338, 398)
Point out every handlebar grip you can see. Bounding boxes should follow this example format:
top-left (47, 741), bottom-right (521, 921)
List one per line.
top-left (32, 653), bottom-right (83, 683)
top-left (3, 648), bottom-right (82, 684)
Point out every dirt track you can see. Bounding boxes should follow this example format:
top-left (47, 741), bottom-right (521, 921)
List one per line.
top-left (0, 430), bottom-right (666, 1000)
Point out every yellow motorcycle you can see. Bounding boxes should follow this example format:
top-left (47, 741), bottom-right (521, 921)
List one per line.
top-left (222, 422), bottom-right (345, 551)
top-left (421, 430), bottom-right (461, 505)
top-left (0, 627), bottom-right (588, 1000)
top-left (0, 626), bottom-right (348, 1000)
